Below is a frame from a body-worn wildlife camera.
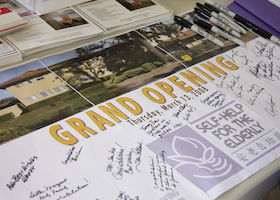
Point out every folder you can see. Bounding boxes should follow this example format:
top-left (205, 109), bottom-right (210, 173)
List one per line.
top-left (227, 1), bottom-right (280, 38)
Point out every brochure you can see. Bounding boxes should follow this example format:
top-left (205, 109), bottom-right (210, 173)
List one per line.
top-left (0, 36), bottom-right (21, 66)
top-left (75, 0), bottom-right (173, 33)
top-left (0, 14), bottom-right (280, 200)
top-left (15, 0), bottom-right (90, 15)
top-left (4, 6), bottom-right (104, 56)
top-left (0, 6), bottom-right (29, 35)
top-left (0, 0), bottom-right (173, 64)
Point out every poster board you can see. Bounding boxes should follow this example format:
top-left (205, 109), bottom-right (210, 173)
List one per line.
top-left (0, 14), bottom-right (280, 199)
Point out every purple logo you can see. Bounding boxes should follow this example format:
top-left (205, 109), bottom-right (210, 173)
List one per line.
top-left (147, 125), bottom-right (243, 191)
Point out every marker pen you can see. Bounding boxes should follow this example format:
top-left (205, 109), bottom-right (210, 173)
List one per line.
top-left (196, 3), bottom-right (241, 34)
top-left (193, 18), bottom-right (245, 46)
top-left (194, 8), bottom-right (241, 38)
top-left (205, 0), bottom-right (280, 46)
top-left (174, 15), bottom-right (224, 47)
top-left (204, 3), bottom-right (247, 34)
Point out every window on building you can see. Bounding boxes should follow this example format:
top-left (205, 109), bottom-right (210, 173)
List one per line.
top-left (81, 76), bottom-right (93, 81)
top-left (26, 95), bottom-right (39, 103)
top-left (14, 83), bottom-right (24, 88)
top-left (27, 80), bottom-right (32, 83)
top-left (40, 90), bottom-right (53, 97)
top-left (53, 85), bottom-right (66, 93)
top-left (34, 76), bottom-right (45, 81)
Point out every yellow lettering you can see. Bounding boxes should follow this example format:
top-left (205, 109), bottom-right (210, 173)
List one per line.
top-left (168, 75), bottom-right (193, 92)
top-left (99, 103), bottom-right (128, 123)
top-left (66, 118), bottom-right (97, 137)
top-left (200, 61), bottom-right (227, 77)
top-left (155, 81), bottom-right (176, 98)
top-left (50, 124), bottom-right (78, 145)
top-left (116, 97), bottom-right (142, 115)
top-left (216, 56), bottom-right (239, 70)
top-left (180, 70), bottom-right (207, 86)
top-left (142, 87), bottom-right (166, 104)
top-left (86, 111), bottom-right (115, 131)
top-left (194, 67), bottom-right (214, 80)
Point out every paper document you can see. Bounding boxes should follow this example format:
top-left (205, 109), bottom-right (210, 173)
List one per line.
top-left (16, 0), bottom-right (90, 15)
top-left (0, 6), bottom-right (29, 35)
top-left (4, 6), bottom-right (104, 55)
top-left (1, 12), bottom-right (280, 200)
top-left (0, 36), bottom-right (21, 66)
top-left (75, 0), bottom-right (172, 32)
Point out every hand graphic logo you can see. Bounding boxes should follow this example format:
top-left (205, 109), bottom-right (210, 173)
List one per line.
top-left (168, 136), bottom-right (232, 178)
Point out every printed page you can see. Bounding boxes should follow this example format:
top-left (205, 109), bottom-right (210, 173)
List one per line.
top-left (4, 6), bottom-right (104, 54)
top-left (75, 0), bottom-right (172, 30)
top-left (0, 6), bottom-right (29, 35)
top-left (1, 14), bottom-right (280, 200)
top-left (0, 59), bottom-right (213, 200)
top-left (0, 36), bottom-right (21, 66)
top-left (16, 0), bottom-right (89, 15)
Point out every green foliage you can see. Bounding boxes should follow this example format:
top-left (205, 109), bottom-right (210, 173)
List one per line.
top-left (171, 50), bottom-right (192, 60)
top-left (25, 91), bottom-right (73, 112)
top-left (0, 97), bottom-right (16, 104)
top-left (189, 44), bottom-right (205, 56)
top-left (0, 125), bottom-right (31, 144)
top-left (141, 62), bottom-right (157, 72)
top-left (58, 105), bottom-right (74, 117)
top-left (87, 90), bottom-right (119, 105)
top-left (114, 67), bottom-right (145, 83)
top-left (170, 43), bottom-right (208, 61)
top-left (153, 61), bottom-right (164, 67)
top-left (204, 40), bottom-right (216, 50)
top-left (0, 112), bottom-right (15, 122)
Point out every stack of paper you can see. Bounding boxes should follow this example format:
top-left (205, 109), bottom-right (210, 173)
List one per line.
top-left (75, 0), bottom-right (173, 33)
top-left (228, 0), bottom-right (280, 38)
top-left (4, 5), bottom-right (105, 56)
top-left (0, 0), bottom-right (173, 61)
top-left (0, 36), bottom-right (22, 66)
top-left (0, 6), bottom-right (28, 35)
top-left (15, 0), bottom-right (90, 15)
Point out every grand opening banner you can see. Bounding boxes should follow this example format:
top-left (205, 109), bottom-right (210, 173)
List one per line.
top-left (0, 15), bottom-right (280, 200)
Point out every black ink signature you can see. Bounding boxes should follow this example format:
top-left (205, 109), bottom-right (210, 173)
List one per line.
top-left (265, 94), bottom-right (278, 117)
top-left (62, 146), bottom-right (83, 165)
top-left (7, 156), bottom-right (38, 191)
top-left (226, 49), bottom-right (240, 63)
top-left (252, 40), bottom-right (279, 60)
top-left (247, 84), bottom-right (265, 105)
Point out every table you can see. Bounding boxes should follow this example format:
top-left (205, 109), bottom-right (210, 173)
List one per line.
top-left (1, 1), bottom-right (280, 199)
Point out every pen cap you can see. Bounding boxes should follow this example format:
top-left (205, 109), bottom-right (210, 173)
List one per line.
top-left (174, 16), bottom-right (192, 28)
top-left (194, 7), bottom-right (211, 18)
top-left (196, 3), bottom-right (212, 15)
top-left (204, 3), bottom-right (220, 13)
top-left (193, 18), bottom-right (212, 30)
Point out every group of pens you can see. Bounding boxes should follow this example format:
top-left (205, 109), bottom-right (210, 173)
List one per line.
top-left (174, 0), bottom-right (280, 47)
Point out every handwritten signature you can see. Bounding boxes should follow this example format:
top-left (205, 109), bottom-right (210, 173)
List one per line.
top-left (265, 94), bottom-right (278, 117)
top-left (252, 40), bottom-right (279, 60)
top-left (62, 146), bottom-right (83, 165)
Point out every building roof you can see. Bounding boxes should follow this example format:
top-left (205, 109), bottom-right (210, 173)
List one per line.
top-left (0, 68), bottom-right (49, 89)
top-left (0, 99), bottom-right (20, 110)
